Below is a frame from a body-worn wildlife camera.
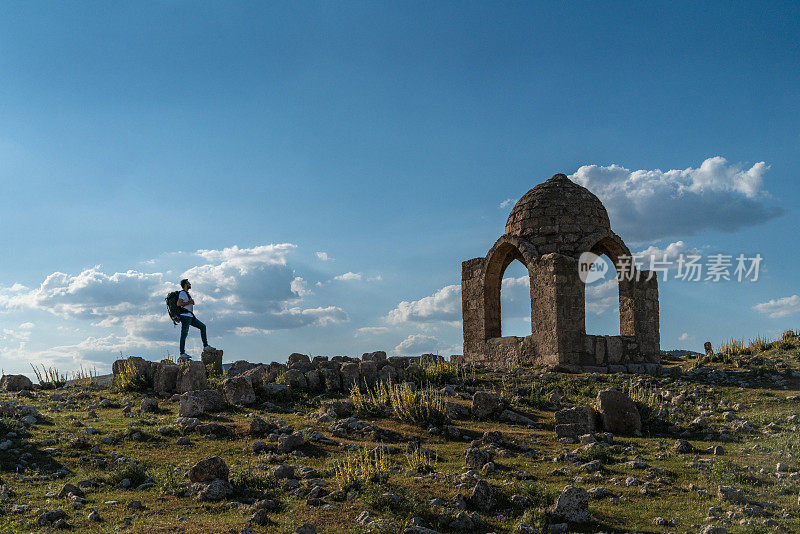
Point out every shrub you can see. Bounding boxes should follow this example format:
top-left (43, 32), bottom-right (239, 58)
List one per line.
top-left (406, 448), bottom-right (436, 474)
top-left (718, 338), bottom-right (744, 357)
top-left (153, 465), bottom-right (184, 496)
top-left (389, 383), bottom-right (447, 427)
top-left (748, 335), bottom-right (774, 354)
top-left (231, 465), bottom-right (277, 494)
top-left (781, 330), bottom-right (797, 341)
top-left (113, 359), bottom-right (151, 393)
top-left (104, 461), bottom-right (149, 488)
top-left (332, 448), bottom-right (391, 492)
top-left (623, 379), bottom-right (667, 431)
top-left (31, 364), bottom-right (67, 389)
top-left (71, 366), bottom-right (98, 388)
top-left (350, 380), bottom-right (390, 417)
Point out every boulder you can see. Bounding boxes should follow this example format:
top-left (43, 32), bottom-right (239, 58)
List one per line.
top-left (554, 406), bottom-right (598, 440)
top-left (340, 362), bottom-right (360, 390)
top-left (500, 409), bottom-right (534, 426)
top-left (222, 376), bottom-right (256, 406)
top-left (320, 400), bottom-right (355, 419)
top-left (359, 361), bottom-right (378, 389)
top-left (264, 383), bottom-right (288, 396)
top-left (176, 360), bottom-right (208, 393)
top-left (378, 364), bottom-right (400, 383)
top-left (189, 455), bottom-right (229, 483)
top-left (179, 389), bottom-right (226, 417)
top-left (250, 416), bottom-right (277, 437)
top-left (288, 353), bottom-right (311, 367)
top-left (464, 447), bottom-right (493, 469)
top-left (469, 480), bottom-right (496, 511)
top-left (112, 357), bottom-right (152, 389)
top-left (239, 365), bottom-right (268, 391)
top-left (283, 369), bottom-right (308, 390)
top-left (201, 347), bottom-right (223, 376)
top-left (140, 398), bottom-right (159, 413)
top-left (550, 485), bottom-right (590, 523)
top-left (471, 391), bottom-right (504, 419)
top-left (194, 478), bottom-right (233, 501)
top-left (277, 432), bottom-right (305, 453)
top-left (718, 485), bottom-right (747, 504)
top-left (362, 351), bottom-right (387, 362)
top-left (152, 363), bottom-right (180, 396)
top-left (321, 367), bottom-right (342, 392)
top-left (304, 369), bottom-right (323, 391)
top-left (595, 389), bottom-right (641, 435)
top-left (0, 375), bottom-right (33, 392)
top-left (227, 360), bottom-right (259, 377)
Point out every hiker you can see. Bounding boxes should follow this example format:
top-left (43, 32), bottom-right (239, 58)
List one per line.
top-left (176, 279), bottom-right (214, 358)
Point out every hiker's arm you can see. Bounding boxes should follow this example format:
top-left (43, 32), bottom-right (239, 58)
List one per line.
top-left (177, 297), bottom-right (194, 306)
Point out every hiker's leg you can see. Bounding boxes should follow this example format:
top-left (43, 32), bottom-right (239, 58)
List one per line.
top-left (191, 317), bottom-right (208, 347)
top-left (179, 317), bottom-right (191, 354)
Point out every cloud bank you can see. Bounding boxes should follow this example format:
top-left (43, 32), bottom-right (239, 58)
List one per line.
top-left (570, 157), bottom-right (781, 243)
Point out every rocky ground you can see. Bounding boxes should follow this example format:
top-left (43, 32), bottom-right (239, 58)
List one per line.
top-left (0, 334), bottom-right (799, 534)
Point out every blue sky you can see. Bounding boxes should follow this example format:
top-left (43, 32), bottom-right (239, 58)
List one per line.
top-left (1, 2), bottom-right (798, 374)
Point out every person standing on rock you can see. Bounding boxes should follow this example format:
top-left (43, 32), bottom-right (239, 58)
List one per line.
top-left (177, 279), bottom-right (214, 359)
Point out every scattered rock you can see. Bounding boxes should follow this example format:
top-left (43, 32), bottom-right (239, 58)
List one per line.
top-left (188, 456), bottom-right (229, 483)
top-left (0, 375), bottom-right (34, 392)
top-left (595, 389), bottom-right (641, 435)
top-left (550, 485), bottom-right (590, 523)
top-left (472, 391), bottom-right (504, 419)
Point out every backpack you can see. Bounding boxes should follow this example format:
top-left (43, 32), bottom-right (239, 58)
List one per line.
top-left (165, 290), bottom-right (191, 325)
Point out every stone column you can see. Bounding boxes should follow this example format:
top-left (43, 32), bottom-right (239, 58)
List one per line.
top-left (530, 253), bottom-right (585, 367)
top-left (461, 257), bottom-right (487, 360)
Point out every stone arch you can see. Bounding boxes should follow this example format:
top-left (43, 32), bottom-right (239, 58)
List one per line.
top-left (482, 235), bottom-right (538, 339)
top-left (579, 231), bottom-right (635, 336)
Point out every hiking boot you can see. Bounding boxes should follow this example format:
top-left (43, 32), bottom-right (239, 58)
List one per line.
top-left (203, 345), bottom-right (217, 352)
top-left (178, 354), bottom-right (192, 362)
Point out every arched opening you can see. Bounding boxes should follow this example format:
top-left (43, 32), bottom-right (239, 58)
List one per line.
top-left (584, 253), bottom-right (621, 335)
top-left (483, 240), bottom-right (531, 339)
top-left (500, 259), bottom-right (532, 338)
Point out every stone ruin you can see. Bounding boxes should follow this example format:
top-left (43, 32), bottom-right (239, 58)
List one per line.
top-left (112, 349), bottom-right (442, 411)
top-left (456, 173), bottom-right (661, 372)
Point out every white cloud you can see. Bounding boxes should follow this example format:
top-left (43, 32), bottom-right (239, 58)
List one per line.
top-left (291, 277), bottom-right (312, 297)
top-left (387, 284), bottom-right (461, 325)
top-left (0, 243), bottom-right (351, 368)
top-left (634, 241), bottom-right (698, 263)
top-left (355, 326), bottom-right (389, 337)
top-left (394, 334), bottom-right (440, 355)
top-left (570, 157), bottom-right (781, 242)
top-left (0, 267), bottom-right (168, 319)
top-left (316, 252), bottom-right (330, 261)
top-left (586, 279), bottom-right (619, 315)
top-left (387, 276), bottom-right (533, 326)
top-left (754, 295), bottom-right (800, 318)
top-left (334, 272), bottom-right (362, 281)
top-left (678, 332), bottom-right (691, 341)
top-left (499, 198), bottom-right (515, 209)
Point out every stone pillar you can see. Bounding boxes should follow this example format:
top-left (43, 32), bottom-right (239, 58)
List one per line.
top-left (530, 253), bottom-right (585, 367)
top-left (201, 347), bottom-right (224, 376)
top-left (461, 257), bottom-right (487, 359)
top-left (633, 272), bottom-right (660, 362)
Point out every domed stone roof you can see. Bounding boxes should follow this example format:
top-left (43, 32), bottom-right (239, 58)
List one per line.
top-left (504, 173), bottom-right (611, 254)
